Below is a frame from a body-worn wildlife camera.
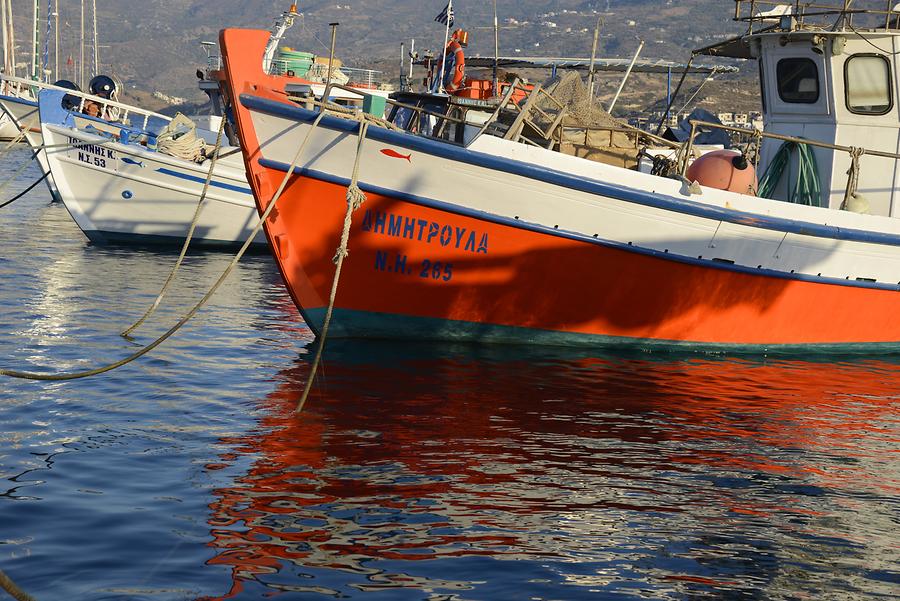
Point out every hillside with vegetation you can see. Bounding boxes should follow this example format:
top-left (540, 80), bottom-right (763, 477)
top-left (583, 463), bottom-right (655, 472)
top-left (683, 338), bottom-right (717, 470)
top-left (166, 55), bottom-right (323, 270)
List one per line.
top-left (5, 0), bottom-right (759, 115)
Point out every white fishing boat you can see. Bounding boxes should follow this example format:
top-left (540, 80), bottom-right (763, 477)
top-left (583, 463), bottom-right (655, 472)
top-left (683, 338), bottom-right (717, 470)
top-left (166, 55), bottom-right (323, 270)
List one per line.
top-left (38, 86), bottom-right (266, 247)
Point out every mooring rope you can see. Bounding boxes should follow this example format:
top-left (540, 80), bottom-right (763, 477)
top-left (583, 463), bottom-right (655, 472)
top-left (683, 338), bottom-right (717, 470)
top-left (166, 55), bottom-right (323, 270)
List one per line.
top-left (0, 569), bottom-right (35, 601)
top-left (0, 112), bottom-right (328, 381)
top-left (120, 117), bottom-right (227, 337)
top-left (0, 171), bottom-right (49, 210)
top-left (296, 120), bottom-right (370, 413)
top-left (0, 130), bottom-right (27, 160)
top-left (0, 150), bottom-right (41, 196)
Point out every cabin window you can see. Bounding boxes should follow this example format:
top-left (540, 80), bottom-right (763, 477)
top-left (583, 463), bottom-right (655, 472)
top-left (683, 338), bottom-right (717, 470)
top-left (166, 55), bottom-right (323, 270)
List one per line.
top-left (776, 58), bottom-right (819, 103)
top-left (845, 54), bottom-right (892, 115)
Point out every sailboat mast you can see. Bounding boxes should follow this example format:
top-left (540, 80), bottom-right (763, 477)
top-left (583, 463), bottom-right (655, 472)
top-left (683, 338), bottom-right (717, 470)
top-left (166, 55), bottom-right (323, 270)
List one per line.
top-left (1, 0), bottom-right (8, 80)
top-left (31, 0), bottom-right (39, 79)
top-left (6, 0), bottom-right (15, 77)
top-left (54, 0), bottom-right (59, 79)
top-left (91, 0), bottom-right (97, 75)
top-left (79, 0), bottom-right (84, 86)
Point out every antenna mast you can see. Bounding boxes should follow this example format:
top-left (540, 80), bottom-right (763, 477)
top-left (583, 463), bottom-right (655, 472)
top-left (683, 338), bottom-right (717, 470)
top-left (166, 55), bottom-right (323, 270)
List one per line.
top-left (263, 3), bottom-right (300, 73)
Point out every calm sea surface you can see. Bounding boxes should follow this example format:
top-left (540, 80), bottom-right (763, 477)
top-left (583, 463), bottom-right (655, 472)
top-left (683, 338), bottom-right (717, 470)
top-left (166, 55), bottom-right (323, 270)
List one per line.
top-left (0, 145), bottom-right (898, 600)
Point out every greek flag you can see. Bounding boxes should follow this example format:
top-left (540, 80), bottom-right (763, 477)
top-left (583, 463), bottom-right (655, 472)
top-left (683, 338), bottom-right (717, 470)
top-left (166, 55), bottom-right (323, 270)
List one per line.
top-left (434, 2), bottom-right (454, 28)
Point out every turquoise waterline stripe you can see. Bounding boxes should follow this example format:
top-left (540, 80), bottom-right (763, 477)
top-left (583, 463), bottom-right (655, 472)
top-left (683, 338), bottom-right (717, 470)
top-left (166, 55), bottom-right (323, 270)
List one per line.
top-left (258, 157), bottom-right (900, 293)
top-left (302, 307), bottom-right (900, 353)
top-left (155, 167), bottom-right (252, 195)
top-left (241, 94), bottom-right (900, 248)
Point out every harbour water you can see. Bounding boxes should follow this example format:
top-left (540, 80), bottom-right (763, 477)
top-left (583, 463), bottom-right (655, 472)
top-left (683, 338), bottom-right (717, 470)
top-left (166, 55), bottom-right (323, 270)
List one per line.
top-left (0, 145), bottom-right (898, 599)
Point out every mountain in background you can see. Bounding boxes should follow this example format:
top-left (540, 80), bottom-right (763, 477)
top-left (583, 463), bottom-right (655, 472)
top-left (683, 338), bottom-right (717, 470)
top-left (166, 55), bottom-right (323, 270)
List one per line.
top-left (5, 0), bottom-right (759, 114)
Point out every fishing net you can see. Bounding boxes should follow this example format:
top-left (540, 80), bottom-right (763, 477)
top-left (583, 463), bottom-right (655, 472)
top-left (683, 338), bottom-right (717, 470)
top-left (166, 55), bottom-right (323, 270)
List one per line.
top-left (541, 71), bottom-right (621, 129)
top-left (540, 71), bottom-right (639, 168)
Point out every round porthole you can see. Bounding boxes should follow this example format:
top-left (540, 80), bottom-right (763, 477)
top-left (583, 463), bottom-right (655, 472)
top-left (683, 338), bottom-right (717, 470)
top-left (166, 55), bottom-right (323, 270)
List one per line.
top-left (122, 190), bottom-right (133, 199)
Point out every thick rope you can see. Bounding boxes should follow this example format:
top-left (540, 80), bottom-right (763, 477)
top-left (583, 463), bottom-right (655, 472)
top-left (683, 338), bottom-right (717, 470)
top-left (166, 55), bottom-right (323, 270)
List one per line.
top-left (0, 129), bottom-right (27, 160)
top-left (155, 114), bottom-right (209, 162)
top-left (0, 113), bottom-right (327, 381)
top-left (296, 120), bottom-right (370, 413)
top-left (0, 172), bottom-right (49, 210)
top-left (120, 117), bottom-right (227, 337)
top-left (0, 569), bottom-right (35, 601)
top-left (841, 146), bottom-right (865, 210)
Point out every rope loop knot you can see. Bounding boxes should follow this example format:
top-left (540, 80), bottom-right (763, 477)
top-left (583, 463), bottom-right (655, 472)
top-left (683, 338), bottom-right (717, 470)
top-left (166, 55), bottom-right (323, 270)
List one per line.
top-left (347, 184), bottom-right (367, 210)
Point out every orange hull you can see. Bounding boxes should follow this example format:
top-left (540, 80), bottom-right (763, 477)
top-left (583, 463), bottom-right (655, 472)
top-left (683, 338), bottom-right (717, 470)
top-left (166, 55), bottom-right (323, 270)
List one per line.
top-left (219, 29), bottom-right (900, 348)
top-left (246, 165), bottom-right (900, 346)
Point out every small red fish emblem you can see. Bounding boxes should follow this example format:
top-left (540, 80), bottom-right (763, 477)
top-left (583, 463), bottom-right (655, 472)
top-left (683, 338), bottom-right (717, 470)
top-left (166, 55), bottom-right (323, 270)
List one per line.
top-left (380, 148), bottom-right (412, 162)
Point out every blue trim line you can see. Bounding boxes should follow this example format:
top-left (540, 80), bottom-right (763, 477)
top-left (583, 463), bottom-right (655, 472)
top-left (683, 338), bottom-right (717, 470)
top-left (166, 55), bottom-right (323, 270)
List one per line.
top-left (155, 167), bottom-right (253, 195)
top-left (0, 93), bottom-right (37, 108)
top-left (240, 94), bottom-right (900, 248)
top-left (259, 157), bottom-right (900, 292)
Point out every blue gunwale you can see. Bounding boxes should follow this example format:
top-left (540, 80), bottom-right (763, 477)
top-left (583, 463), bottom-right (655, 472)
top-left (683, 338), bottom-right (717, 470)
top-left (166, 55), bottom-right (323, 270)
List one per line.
top-left (0, 92), bottom-right (38, 108)
top-left (240, 93), bottom-right (900, 249)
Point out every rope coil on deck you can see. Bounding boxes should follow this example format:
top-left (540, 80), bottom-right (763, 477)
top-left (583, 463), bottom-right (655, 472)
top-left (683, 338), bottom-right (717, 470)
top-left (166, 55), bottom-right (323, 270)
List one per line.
top-left (155, 113), bottom-right (211, 163)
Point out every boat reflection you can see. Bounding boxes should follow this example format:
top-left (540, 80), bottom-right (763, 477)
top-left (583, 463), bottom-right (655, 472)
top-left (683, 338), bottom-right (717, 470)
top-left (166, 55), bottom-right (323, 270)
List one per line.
top-left (202, 343), bottom-right (900, 598)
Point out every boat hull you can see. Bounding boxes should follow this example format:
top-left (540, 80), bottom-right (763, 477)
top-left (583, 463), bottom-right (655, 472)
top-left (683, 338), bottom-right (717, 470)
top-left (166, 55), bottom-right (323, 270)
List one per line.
top-left (39, 90), bottom-right (266, 248)
top-left (220, 28), bottom-right (900, 348)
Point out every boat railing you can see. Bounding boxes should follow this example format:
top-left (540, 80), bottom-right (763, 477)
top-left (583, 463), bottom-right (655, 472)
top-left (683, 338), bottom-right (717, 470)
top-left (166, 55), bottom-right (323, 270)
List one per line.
top-left (682, 119), bottom-right (900, 175)
top-left (290, 81), bottom-right (474, 141)
top-left (62, 89), bottom-right (170, 135)
top-left (734, 0), bottom-right (900, 31)
top-left (0, 72), bottom-right (170, 134)
top-left (679, 118), bottom-right (900, 206)
top-left (339, 67), bottom-right (385, 90)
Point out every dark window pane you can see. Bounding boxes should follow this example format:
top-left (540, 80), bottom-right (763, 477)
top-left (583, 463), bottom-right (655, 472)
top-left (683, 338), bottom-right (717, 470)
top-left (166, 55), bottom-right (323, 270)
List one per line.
top-left (777, 58), bottom-right (819, 103)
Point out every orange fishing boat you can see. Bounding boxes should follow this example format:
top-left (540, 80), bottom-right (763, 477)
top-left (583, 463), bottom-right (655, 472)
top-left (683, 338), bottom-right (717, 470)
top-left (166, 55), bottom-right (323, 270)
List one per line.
top-left (217, 2), bottom-right (900, 349)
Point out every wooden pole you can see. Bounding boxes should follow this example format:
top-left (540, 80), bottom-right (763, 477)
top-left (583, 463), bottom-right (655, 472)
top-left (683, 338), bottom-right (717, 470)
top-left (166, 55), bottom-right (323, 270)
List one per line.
top-left (587, 17), bottom-right (603, 102)
top-left (324, 22), bottom-right (338, 101)
top-left (607, 40), bottom-right (644, 114)
top-left (492, 0), bottom-right (499, 96)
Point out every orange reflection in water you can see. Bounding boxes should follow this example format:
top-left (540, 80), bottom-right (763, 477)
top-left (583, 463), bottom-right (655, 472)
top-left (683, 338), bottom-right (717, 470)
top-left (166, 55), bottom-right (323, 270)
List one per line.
top-left (201, 346), bottom-right (900, 598)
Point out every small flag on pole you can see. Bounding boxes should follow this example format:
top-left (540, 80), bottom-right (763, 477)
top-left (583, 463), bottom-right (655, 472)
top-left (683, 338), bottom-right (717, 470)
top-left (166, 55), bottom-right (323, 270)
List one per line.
top-left (434, 2), bottom-right (454, 28)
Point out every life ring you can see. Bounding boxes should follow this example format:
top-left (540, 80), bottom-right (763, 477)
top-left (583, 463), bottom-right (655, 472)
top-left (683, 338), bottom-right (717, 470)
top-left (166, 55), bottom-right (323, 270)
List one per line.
top-left (440, 39), bottom-right (466, 93)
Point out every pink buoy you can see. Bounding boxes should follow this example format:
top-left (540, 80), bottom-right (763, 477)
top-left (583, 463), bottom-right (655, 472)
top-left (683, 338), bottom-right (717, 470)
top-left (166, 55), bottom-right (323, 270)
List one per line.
top-left (686, 149), bottom-right (757, 195)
